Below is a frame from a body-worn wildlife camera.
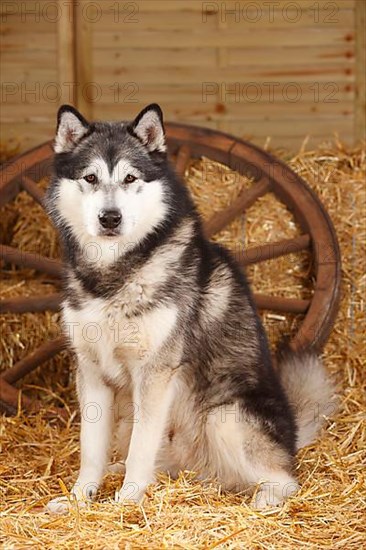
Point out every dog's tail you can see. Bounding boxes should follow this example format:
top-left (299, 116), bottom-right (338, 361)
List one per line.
top-left (278, 350), bottom-right (336, 452)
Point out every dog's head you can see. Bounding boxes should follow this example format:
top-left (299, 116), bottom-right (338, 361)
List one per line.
top-left (48, 104), bottom-right (174, 261)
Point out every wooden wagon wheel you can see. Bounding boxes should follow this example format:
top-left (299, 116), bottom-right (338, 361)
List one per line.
top-left (0, 124), bottom-right (341, 415)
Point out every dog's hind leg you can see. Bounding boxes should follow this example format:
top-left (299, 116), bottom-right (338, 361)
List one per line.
top-left (107, 411), bottom-right (134, 474)
top-left (205, 403), bottom-right (298, 509)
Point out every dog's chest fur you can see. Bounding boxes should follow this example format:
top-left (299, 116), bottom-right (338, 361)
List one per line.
top-left (63, 265), bottom-right (179, 386)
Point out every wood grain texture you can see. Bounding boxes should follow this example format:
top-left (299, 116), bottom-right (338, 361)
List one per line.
top-left (57, 0), bottom-right (75, 105)
top-left (0, 244), bottom-right (63, 278)
top-left (74, 0), bottom-right (93, 117)
top-left (0, 293), bottom-right (62, 314)
top-left (0, 0), bottom-right (359, 150)
top-left (355, 0), bottom-right (366, 141)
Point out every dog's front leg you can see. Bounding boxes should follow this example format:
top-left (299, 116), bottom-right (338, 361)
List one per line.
top-left (116, 366), bottom-right (176, 504)
top-left (47, 360), bottom-right (114, 513)
top-left (72, 366), bottom-right (114, 500)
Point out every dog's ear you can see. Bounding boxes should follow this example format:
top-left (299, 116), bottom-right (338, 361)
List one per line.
top-left (54, 105), bottom-right (90, 153)
top-left (129, 104), bottom-right (166, 153)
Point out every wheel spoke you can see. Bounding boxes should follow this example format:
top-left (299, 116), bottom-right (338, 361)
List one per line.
top-left (1, 336), bottom-right (67, 385)
top-left (0, 377), bottom-right (34, 413)
top-left (0, 141), bottom-right (53, 208)
top-left (237, 234), bottom-right (310, 266)
top-left (254, 293), bottom-right (309, 313)
top-left (204, 177), bottom-right (271, 237)
top-left (0, 244), bottom-right (63, 278)
top-left (175, 145), bottom-right (191, 177)
top-left (0, 377), bottom-right (68, 418)
top-left (0, 293), bottom-right (62, 314)
top-left (21, 175), bottom-right (45, 206)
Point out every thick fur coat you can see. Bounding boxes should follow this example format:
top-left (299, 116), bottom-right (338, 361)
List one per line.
top-left (46, 104), bottom-right (334, 513)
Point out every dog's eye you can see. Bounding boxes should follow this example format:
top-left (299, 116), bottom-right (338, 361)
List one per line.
top-left (84, 174), bottom-right (97, 184)
top-left (124, 174), bottom-right (137, 184)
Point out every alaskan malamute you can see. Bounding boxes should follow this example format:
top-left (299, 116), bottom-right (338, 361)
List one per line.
top-left (46, 104), bottom-right (334, 513)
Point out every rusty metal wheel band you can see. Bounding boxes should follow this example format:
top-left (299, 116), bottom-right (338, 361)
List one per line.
top-left (0, 124), bottom-right (341, 414)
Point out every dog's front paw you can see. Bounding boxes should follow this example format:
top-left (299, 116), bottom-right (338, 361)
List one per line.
top-left (46, 496), bottom-right (69, 514)
top-left (252, 488), bottom-right (283, 510)
top-left (252, 478), bottom-right (299, 510)
top-left (46, 482), bottom-right (98, 514)
top-left (46, 495), bottom-right (88, 515)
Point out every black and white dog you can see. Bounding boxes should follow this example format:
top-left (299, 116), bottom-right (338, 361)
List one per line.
top-left (46, 104), bottom-right (333, 513)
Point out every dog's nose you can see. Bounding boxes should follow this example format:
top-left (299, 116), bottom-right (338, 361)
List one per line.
top-left (98, 209), bottom-right (122, 229)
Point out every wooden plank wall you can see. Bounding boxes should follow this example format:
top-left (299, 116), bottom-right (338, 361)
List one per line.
top-left (1, 0), bottom-right (364, 152)
top-left (1, 1), bottom-right (60, 149)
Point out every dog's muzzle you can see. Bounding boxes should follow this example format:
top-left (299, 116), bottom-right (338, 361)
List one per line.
top-left (98, 209), bottom-right (122, 230)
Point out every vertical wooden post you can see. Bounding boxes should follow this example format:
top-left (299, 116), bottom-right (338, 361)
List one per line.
top-left (74, 0), bottom-right (93, 119)
top-left (57, 0), bottom-right (76, 106)
top-left (216, 6), bottom-right (228, 134)
top-left (355, 0), bottom-right (366, 142)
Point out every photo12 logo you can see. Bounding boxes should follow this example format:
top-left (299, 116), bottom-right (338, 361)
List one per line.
top-left (1, 82), bottom-right (139, 105)
top-left (1, 2), bottom-right (140, 24)
top-left (202, 82), bottom-right (339, 104)
top-left (201, 2), bottom-right (340, 24)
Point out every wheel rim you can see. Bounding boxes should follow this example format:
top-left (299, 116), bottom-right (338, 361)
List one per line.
top-left (0, 124), bottom-right (341, 414)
